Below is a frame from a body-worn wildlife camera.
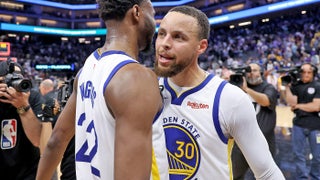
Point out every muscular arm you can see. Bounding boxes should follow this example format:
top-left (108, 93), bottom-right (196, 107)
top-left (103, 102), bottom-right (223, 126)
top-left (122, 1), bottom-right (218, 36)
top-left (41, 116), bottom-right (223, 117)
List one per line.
top-left (242, 79), bottom-right (275, 107)
top-left (19, 108), bottom-right (42, 147)
top-left (245, 88), bottom-right (270, 107)
top-left (106, 64), bottom-right (162, 180)
top-left (293, 98), bottom-right (320, 112)
top-left (40, 122), bottom-right (53, 154)
top-left (36, 77), bottom-right (78, 180)
top-left (284, 85), bottom-right (320, 112)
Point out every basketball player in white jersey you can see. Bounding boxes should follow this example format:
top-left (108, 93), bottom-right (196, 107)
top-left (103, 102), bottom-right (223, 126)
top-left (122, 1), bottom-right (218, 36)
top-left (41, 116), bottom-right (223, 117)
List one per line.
top-left (36, 0), bottom-right (168, 180)
top-left (154, 6), bottom-right (285, 179)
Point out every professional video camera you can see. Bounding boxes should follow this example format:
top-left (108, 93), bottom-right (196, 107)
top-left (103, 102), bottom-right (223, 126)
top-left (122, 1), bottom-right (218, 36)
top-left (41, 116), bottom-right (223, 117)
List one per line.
top-left (277, 67), bottom-right (300, 86)
top-left (0, 58), bottom-right (32, 92)
top-left (229, 66), bottom-right (251, 87)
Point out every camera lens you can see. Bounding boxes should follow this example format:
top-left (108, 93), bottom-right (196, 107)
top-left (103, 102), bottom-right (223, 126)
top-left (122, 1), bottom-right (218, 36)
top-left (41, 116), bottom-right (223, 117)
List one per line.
top-left (12, 79), bottom-right (32, 92)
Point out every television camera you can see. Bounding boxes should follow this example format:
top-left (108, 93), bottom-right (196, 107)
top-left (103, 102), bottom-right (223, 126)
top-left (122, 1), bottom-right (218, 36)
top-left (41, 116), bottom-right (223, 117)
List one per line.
top-left (277, 67), bottom-right (300, 86)
top-left (229, 66), bottom-right (251, 87)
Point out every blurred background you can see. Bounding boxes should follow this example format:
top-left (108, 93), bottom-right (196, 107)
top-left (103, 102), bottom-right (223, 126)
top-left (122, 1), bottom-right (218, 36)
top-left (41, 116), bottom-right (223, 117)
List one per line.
top-left (1, 1), bottom-right (320, 179)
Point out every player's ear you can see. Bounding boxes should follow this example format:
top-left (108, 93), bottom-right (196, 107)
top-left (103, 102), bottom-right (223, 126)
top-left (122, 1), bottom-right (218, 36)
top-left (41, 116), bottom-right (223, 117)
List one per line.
top-left (198, 39), bottom-right (208, 54)
top-left (131, 4), bottom-right (141, 21)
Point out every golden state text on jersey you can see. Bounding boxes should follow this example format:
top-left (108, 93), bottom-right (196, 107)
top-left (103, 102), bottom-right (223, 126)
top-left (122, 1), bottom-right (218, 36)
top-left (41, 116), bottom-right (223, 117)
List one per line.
top-left (159, 75), bottom-right (232, 180)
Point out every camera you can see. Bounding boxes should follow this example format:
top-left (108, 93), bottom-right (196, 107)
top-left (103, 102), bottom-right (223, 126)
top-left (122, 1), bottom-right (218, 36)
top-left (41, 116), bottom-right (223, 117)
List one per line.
top-left (1, 59), bottom-right (32, 92)
top-left (57, 78), bottom-right (74, 108)
top-left (277, 67), bottom-right (300, 86)
top-left (41, 98), bottom-right (58, 122)
top-left (229, 66), bottom-right (251, 87)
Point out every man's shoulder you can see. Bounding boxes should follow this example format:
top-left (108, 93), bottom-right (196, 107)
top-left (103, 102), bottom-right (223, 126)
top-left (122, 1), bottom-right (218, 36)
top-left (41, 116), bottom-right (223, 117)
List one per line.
top-left (30, 88), bottom-right (42, 97)
top-left (29, 88), bottom-right (44, 105)
top-left (117, 63), bottom-right (155, 78)
top-left (44, 90), bottom-right (58, 99)
top-left (313, 79), bottom-right (320, 86)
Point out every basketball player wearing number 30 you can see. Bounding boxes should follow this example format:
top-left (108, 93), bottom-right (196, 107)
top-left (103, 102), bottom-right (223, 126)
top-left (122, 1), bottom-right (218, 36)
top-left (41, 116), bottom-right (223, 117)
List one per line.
top-left (154, 5), bottom-right (285, 180)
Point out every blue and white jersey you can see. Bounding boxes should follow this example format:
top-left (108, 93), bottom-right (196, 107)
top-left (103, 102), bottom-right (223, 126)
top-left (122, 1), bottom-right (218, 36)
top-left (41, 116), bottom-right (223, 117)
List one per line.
top-left (75, 50), bottom-right (169, 180)
top-left (159, 74), bottom-right (234, 180)
top-left (159, 73), bottom-right (285, 180)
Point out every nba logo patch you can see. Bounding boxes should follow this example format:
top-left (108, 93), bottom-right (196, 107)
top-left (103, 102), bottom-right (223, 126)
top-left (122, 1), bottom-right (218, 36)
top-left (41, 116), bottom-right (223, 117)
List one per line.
top-left (307, 87), bottom-right (315, 94)
top-left (1, 119), bottom-right (17, 149)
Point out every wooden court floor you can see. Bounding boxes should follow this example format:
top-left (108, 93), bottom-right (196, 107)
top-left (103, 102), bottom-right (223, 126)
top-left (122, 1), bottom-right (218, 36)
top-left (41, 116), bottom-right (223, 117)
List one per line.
top-left (276, 105), bottom-right (294, 128)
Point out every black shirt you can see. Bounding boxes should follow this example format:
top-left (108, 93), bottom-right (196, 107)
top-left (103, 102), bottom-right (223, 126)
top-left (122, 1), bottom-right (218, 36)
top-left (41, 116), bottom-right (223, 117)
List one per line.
top-left (0, 89), bottom-right (43, 179)
top-left (248, 81), bottom-right (278, 134)
top-left (291, 80), bottom-right (320, 130)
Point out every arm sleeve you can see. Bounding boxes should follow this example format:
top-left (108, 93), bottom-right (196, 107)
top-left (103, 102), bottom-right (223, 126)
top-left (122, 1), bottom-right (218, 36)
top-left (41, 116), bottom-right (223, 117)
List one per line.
top-left (220, 84), bottom-right (285, 180)
top-left (263, 84), bottom-right (278, 110)
top-left (314, 81), bottom-right (320, 98)
top-left (29, 89), bottom-right (44, 120)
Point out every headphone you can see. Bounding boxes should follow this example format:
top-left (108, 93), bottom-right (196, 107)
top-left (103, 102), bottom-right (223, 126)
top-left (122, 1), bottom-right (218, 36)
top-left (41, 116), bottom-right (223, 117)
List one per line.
top-left (299, 63), bottom-right (318, 77)
top-left (259, 65), bottom-right (265, 77)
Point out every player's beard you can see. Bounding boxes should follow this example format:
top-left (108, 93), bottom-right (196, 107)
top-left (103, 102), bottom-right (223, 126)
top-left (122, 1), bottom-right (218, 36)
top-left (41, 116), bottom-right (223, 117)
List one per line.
top-left (154, 57), bottom-right (190, 77)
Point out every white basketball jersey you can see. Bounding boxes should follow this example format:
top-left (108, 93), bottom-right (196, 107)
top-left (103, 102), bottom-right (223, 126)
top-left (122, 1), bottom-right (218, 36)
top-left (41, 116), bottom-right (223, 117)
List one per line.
top-left (159, 74), bottom-right (234, 180)
top-left (75, 50), bottom-right (169, 180)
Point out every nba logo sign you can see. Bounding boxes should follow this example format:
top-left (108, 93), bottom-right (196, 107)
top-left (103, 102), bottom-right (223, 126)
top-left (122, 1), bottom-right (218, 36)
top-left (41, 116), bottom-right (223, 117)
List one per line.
top-left (1, 119), bottom-right (17, 149)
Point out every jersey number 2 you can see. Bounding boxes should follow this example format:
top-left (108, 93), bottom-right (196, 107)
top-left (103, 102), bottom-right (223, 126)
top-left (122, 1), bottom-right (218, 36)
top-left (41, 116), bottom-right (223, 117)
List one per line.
top-left (75, 113), bottom-right (100, 177)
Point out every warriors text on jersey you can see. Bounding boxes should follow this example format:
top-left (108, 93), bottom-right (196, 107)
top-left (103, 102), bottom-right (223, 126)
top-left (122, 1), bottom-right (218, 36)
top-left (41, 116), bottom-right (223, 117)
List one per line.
top-left (75, 50), bottom-right (168, 180)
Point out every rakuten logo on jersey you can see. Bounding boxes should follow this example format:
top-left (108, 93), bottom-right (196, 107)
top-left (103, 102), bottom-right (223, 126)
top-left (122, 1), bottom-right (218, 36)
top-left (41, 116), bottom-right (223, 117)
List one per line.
top-left (187, 101), bottom-right (209, 109)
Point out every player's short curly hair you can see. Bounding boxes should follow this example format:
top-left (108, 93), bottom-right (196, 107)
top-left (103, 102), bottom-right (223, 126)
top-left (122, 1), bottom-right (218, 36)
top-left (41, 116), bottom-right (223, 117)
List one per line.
top-left (97, 0), bottom-right (146, 21)
top-left (169, 6), bottom-right (210, 40)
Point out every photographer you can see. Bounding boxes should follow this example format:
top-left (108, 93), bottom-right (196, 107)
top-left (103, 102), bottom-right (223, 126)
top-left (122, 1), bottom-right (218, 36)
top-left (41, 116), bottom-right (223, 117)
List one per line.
top-left (0, 59), bottom-right (43, 179)
top-left (231, 63), bottom-right (278, 179)
top-left (39, 78), bottom-right (76, 180)
top-left (39, 79), bottom-right (59, 124)
top-left (284, 63), bottom-right (320, 179)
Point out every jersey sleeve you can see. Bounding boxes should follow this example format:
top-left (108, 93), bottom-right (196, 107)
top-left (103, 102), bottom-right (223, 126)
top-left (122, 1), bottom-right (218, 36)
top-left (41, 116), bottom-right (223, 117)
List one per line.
top-left (219, 83), bottom-right (285, 180)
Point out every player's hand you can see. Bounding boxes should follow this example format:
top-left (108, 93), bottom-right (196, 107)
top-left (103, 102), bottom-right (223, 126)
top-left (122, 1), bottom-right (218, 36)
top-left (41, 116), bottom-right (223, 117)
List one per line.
top-left (0, 86), bottom-right (30, 108)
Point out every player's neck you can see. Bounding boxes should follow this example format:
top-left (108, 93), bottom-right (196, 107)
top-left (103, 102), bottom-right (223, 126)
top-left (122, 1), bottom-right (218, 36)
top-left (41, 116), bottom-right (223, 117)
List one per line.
top-left (170, 67), bottom-right (208, 88)
top-left (101, 40), bottom-right (139, 60)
